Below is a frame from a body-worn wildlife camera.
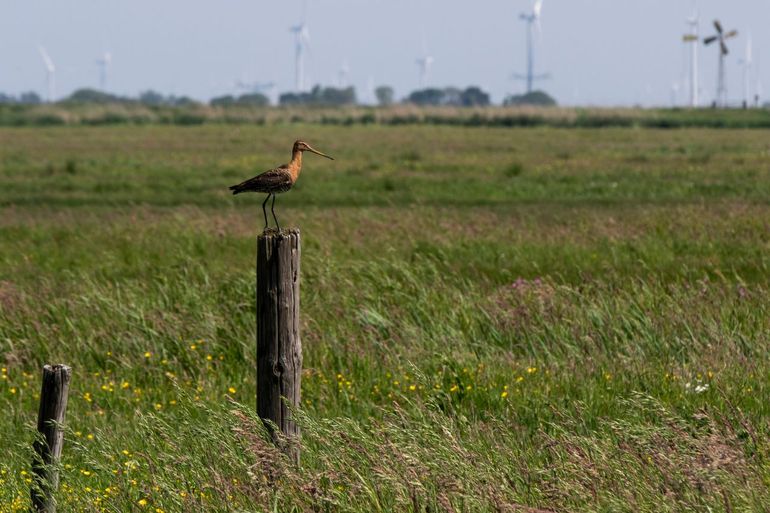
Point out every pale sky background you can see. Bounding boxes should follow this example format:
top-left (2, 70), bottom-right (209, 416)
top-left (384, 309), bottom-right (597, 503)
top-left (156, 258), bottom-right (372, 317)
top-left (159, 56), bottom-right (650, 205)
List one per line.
top-left (1, 0), bottom-right (767, 106)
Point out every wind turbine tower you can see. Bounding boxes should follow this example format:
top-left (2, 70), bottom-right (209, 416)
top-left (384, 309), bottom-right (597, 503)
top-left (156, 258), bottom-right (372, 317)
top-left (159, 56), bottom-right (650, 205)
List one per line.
top-left (289, 22), bottom-right (310, 92)
top-left (682, 14), bottom-right (699, 107)
top-left (416, 54), bottom-right (434, 89)
top-left (96, 51), bottom-right (112, 91)
top-left (515, 0), bottom-right (549, 93)
top-left (740, 33), bottom-right (753, 107)
top-left (338, 60), bottom-right (350, 88)
top-left (704, 20), bottom-right (737, 107)
top-left (37, 46), bottom-right (56, 103)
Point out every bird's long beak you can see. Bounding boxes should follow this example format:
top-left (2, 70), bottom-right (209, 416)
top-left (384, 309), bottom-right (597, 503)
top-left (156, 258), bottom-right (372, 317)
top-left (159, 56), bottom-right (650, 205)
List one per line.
top-left (306, 145), bottom-right (334, 160)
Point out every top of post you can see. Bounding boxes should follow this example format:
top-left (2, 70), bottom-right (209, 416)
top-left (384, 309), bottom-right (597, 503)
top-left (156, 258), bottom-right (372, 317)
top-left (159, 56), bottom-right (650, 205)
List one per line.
top-left (258, 228), bottom-right (300, 241)
top-left (43, 364), bottom-right (72, 375)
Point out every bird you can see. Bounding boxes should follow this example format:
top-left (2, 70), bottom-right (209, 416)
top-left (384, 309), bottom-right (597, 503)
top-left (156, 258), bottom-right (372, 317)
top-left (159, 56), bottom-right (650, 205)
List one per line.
top-left (230, 140), bottom-right (334, 231)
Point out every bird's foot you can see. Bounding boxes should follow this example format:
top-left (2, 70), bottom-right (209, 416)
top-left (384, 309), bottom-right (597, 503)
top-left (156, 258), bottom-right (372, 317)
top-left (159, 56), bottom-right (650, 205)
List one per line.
top-left (262, 226), bottom-right (283, 235)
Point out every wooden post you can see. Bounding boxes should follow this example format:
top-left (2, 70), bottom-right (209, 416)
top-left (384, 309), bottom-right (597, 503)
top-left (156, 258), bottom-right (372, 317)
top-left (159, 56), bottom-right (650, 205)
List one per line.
top-left (31, 364), bottom-right (72, 513)
top-left (256, 229), bottom-right (302, 463)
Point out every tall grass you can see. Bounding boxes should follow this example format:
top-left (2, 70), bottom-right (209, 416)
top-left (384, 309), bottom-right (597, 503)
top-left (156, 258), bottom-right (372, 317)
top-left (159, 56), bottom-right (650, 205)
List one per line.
top-left (2, 103), bottom-right (770, 128)
top-left (0, 125), bottom-right (769, 511)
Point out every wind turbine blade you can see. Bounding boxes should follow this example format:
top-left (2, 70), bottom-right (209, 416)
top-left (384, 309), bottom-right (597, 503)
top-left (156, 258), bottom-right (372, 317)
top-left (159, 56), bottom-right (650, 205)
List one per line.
top-left (533, 0), bottom-right (543, 18)
top-left (38, 45), bottom-right (55, 72)
top-left (713, 20), bottom-right (723, 34)
top-left (747, 33), bottom-right (752, 62)
top-left (724, 30), bottom-right (738, 39)
top-left (721, 41), bottom-right (729, 55)
top-left (704, 35), bottom-right (718, 45)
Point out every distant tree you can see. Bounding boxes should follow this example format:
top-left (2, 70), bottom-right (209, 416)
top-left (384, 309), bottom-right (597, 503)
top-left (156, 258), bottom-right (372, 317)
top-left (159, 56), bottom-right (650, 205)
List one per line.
top-left (169, 96), bottom-right (198, 107)
top-left (375, 86), bottom-right (394, 106)
top-left (66, 88), bottom-right (125, 104)
top-left (210, 95), bottom-right (236, 107)
top-left (407, 88), bottom-right (445, 106)
top-left (503, 90), bottom-right (557, 106)
top-left (279, 91), bottom-right (306, 106)
top-left (236, 93), bottom-right (270, 106)
top-left (318, 86), bottom-right (356, 106)
top-left (443, 87), bottom-right (462, 106)
top-left (19, 91), bottom-right (43, 104)
top-left (138, 90), bottom-right (166, 106)
top-left (212, 93), bottom-right (270, 107)
top-left (279, 85), bottom-right (356, 106)
top-left (406, 86), bottom-right (491, 107)
top-left (460, 86), bottom-right (490, 107)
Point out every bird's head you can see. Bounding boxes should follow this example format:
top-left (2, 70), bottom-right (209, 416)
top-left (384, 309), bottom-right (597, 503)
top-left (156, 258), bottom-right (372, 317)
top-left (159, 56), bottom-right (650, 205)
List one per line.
top-left (293, 140), bottom-right (334, 160)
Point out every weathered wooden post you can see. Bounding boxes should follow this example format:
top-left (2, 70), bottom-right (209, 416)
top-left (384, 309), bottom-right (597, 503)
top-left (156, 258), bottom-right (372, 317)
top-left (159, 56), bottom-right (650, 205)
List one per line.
top-left (31, 364), bottom-right (72, 513)
top-left (256, 229), bottom-right (302, 463)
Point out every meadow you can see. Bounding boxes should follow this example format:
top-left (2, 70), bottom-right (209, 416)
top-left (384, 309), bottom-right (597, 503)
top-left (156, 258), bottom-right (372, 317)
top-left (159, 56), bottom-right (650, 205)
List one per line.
top-left (0, 122), bottom-right (769, 512)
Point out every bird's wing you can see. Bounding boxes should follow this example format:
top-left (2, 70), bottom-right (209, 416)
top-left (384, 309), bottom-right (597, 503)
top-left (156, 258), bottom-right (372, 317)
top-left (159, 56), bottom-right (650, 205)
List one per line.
top-left (230, 167), bottom-right (292, 194)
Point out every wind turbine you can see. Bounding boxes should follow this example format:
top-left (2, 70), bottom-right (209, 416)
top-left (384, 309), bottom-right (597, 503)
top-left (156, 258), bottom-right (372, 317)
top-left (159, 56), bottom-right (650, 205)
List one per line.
top-left (365, 75), bottom-right (375, 105)
top-left (416, 55), bottom-right (434, 89)
top-left (704, 20), bottom-right (737, 107)
top-left (682, 12), bottom-right (700, 107)
top-left (37, 46), bottom-right (56, 102)
top-left (337, 60), bottom-right (350, 88)
top-left (96, 51), bottom-right (112, 91)
top-left (739, 33), bottom-right (753, 107)
top-left (235, 79), bottom-right (276, 103)
top-left (289, 21), bottom-right (311, 92)
top-left (755, 56), bottom-right (763, 107)
top-left (671, 81), bottom-right (681, 107)
top-left (514, 0), bottom-right (549, 94)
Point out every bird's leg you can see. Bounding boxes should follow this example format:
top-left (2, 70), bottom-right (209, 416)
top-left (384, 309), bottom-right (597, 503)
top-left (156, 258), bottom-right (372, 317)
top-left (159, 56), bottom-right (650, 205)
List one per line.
top-left (261, 194), bottom-right (270, 231)
top-left (271, 194), bottom-right (280, 232)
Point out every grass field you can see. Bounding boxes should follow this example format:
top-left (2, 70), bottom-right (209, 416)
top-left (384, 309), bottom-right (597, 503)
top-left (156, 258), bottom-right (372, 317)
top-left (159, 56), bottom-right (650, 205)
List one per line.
top-left (1, 124), bottom-right (769, 512)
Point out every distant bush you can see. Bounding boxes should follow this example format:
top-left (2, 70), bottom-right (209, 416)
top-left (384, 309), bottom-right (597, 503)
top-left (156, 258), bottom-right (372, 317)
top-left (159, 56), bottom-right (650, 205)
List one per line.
top-left (375, 86), bottom-right (394, 106)
top-left (503, 90), bottom-right (557, 107)
top-left (29, 112), bottom-right (67, 126)
top-left (406, 86), bottom-right (491, 107)
top-left (504, 162), bottom-right (524, 177)
top-left (0, 91), bottom-right (42, 105)
top-left (138, 90), bottom-right (201, 107)
top-left (211, 93), bottom-right (270, 107)
top-left (280, 85), bottom-right (356, 106)
top-left (65, 89), bottom-right (129, 104)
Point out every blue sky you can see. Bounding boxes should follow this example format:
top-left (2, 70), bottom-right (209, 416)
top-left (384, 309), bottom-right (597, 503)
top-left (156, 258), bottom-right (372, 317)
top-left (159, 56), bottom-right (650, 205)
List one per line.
top-left (1, 0), bottom-right (767, 106)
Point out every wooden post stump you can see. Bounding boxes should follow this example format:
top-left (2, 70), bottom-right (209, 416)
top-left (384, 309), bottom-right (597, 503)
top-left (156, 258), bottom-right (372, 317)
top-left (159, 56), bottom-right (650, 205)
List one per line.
top-left (256, 229), bottom-right (302, 463)
top-left (31, 364), bottom-right (72, 513)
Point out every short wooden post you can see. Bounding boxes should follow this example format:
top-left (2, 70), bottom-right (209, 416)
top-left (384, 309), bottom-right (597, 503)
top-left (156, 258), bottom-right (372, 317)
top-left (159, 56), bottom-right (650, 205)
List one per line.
top-left (31, 364), bottom-right (72, 513)
top-left (256, 229), bottom-right (302, 463)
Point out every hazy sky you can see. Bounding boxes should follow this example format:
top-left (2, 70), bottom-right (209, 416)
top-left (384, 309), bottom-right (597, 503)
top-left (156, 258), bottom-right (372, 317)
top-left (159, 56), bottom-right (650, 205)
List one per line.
top-left (2, 0), bottom-right (767, 106)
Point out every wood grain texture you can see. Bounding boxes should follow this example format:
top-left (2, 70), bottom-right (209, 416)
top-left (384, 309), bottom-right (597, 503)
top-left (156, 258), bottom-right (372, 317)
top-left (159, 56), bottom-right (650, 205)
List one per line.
top-left (31, 364), bottom-right (72, 513)
top-left (256, 229), bottom-right (302, 464)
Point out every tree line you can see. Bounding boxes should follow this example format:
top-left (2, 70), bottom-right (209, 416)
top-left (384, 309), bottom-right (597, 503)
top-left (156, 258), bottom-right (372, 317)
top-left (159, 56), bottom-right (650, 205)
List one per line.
top-left (0, 85), bottom-right (557, 107)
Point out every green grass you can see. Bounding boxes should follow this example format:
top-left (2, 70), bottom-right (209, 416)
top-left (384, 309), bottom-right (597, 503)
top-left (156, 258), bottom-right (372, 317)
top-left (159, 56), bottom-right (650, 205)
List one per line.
top-left (1, 125), bottom-right (769, 512)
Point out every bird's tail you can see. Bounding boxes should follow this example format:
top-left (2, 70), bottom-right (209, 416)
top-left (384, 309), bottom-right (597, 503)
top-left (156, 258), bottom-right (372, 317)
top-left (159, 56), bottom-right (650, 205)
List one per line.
top-left (229, 183), bottom-right (246, 195)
